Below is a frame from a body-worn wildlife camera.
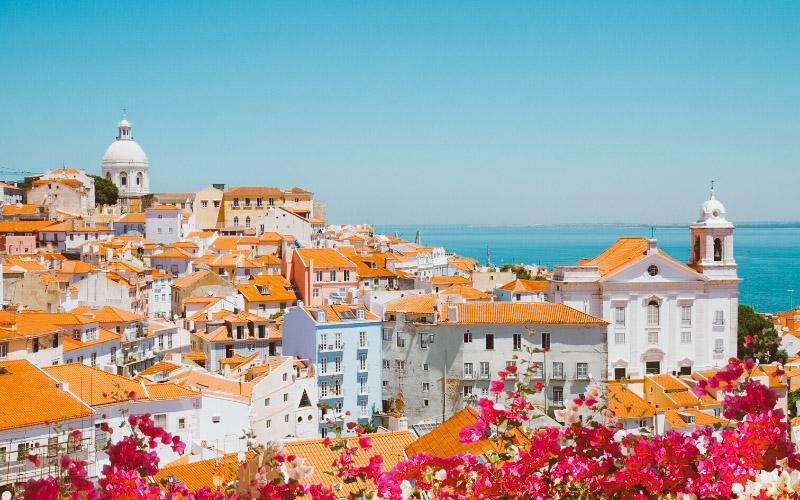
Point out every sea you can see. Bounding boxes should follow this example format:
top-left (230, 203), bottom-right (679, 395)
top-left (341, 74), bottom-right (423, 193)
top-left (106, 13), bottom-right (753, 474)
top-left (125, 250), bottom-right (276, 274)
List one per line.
top-left (373, 224), bottom-right (800, 314)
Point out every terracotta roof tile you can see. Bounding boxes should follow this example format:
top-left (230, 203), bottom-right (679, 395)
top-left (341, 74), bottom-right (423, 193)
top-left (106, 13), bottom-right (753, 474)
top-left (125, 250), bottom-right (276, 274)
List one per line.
top-left (295, 248), bottom-right (356, 269)
top-left (439, 284), bottom-right (494, 300)
top-left (498, 279), bottom-right (548, 293)
top-left (440, 302), bottom-right (607, 325)
top-left (608, 382), bottom-right (656, 418)
top-left (385, 294), bottom-right (438, 314)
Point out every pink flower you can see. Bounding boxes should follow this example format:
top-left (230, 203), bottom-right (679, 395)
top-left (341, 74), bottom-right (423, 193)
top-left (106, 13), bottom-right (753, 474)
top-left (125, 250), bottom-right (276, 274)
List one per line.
top-left (359, 436), bottom-right (372, 449)
top-left (490, 380), bottom-right (505, 394)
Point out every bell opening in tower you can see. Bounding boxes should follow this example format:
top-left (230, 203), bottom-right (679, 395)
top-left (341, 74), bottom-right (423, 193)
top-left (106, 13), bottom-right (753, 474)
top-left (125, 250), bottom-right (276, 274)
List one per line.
top-left (713, 238), bottom-right (722, 261)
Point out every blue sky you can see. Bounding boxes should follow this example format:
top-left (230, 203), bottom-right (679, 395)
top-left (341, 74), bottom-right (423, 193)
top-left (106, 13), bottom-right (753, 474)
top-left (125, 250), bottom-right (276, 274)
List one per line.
top-left (1, 2), bottom-right (797, 225)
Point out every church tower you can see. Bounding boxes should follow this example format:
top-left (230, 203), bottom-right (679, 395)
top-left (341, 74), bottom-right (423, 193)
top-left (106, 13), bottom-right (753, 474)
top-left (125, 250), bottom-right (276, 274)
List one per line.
top-left (689, 185), bottom-right (737, 280)
top-left (101, 113), bottom-right (152, 211)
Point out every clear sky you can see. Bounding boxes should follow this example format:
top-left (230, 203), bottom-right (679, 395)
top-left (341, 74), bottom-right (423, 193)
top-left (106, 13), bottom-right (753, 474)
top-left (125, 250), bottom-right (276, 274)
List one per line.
top-left (1, 2), bottom-right (798, 225)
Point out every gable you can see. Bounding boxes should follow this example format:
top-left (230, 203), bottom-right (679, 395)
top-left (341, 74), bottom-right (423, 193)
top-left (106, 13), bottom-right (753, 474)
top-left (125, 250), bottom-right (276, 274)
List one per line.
top-left (600, 253), bottom-right (707, 284)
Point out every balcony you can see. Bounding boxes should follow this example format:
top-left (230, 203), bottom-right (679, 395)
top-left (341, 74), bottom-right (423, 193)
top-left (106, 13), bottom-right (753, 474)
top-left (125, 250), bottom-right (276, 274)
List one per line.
top-left (318, 344), bottom-right (344, 352)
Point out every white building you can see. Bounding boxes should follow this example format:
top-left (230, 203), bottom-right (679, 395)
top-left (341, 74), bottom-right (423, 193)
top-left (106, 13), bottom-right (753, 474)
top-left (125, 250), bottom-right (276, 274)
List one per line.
top-left (102, 115), bottom-right (150, 197)
top-left (150, 269), bottom-right (174, 319)
top-left (145, 205), bottom-right (182, 245)
top-left (550, 190), bottom-right (739, 379)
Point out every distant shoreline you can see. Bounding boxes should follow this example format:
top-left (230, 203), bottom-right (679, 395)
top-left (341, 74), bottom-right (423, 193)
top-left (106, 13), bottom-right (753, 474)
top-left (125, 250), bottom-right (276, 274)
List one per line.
top-left (372, 222), bottom-right (800, 229)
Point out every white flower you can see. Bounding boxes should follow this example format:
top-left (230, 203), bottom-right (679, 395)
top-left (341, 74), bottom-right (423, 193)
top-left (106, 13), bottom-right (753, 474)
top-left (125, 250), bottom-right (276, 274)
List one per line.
top-left (434, 469), bottom-right (447, 481)
top-left (286, 456), bottom-right (314, 482)
top-left (584, 382), bottom-right (600, 399)
top-left (554, 407), bottom-right (579, 425)
top-left (400, 479), bottom-right (415, 499)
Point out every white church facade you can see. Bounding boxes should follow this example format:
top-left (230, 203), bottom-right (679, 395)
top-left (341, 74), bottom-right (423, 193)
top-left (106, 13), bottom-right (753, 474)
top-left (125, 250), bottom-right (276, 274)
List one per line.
top-left (549, 190), bottom-right (739, 379)
top-left (101, 115), bottom-right (153, 212)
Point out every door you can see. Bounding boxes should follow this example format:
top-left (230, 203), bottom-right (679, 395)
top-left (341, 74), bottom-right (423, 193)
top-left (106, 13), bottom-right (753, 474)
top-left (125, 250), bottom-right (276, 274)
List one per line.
top-left (225, 344), bottom-right (234, 358)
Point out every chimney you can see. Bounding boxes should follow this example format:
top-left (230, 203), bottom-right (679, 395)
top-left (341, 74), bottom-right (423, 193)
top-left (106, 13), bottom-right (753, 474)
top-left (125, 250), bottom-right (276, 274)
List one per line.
top-left (71, 219), bottom-right (77, 231)
top-left (448, 305), bottom-right (458, 323)
top-left (207, 309), bottom-right (213, 321)
top-left (646, 239), bottom-right (658, 255)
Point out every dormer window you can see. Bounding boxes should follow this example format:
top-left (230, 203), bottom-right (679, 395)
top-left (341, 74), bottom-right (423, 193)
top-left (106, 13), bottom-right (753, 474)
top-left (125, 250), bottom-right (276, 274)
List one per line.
top-left (236, 325), bottom-right (245, 340)
top-left (356, 308), bottom-right (365, 319)
top-left (317, 310), bottom-right (327, 322)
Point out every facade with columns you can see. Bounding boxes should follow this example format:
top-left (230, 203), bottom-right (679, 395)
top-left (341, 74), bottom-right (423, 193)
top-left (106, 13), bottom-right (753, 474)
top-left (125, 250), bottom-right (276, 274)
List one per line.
top-left (549, 191), bottom-right (740, 379)
top-left (101, 115), bottom-right (153, 212)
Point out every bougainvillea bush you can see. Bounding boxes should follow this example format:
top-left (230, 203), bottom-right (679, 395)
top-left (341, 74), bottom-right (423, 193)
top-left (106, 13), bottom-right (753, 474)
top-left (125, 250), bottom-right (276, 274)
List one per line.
top-left (22, 356), bottom-right (800, 499)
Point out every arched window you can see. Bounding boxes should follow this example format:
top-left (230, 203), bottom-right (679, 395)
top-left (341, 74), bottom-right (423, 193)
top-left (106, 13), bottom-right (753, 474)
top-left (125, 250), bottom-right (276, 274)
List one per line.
top-left (106, 172), bottom-right (112, 181)
top-left (245, 216), bottom-right (251, 229)
top-left (233, 216), bottom-right (239, 226)
top-left (647, 300), bottom-right (660, 326)
top-left (713, 238), bottom-right (722, 261)
top-left (693, 237), bottom-right (700, 262)
top-left (136, 172), bottom-right (143, 186)
top-left (119, 173), bottom-right (127, 186)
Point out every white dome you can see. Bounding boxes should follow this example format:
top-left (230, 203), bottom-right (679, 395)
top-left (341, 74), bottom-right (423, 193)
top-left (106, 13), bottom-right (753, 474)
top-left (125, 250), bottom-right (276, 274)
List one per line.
top-left (693, 189), bottom-right (732, 228)
top-left (117, 118), bottom-right (131, 129)
top-left (102, 139), bottom-right (148, 168)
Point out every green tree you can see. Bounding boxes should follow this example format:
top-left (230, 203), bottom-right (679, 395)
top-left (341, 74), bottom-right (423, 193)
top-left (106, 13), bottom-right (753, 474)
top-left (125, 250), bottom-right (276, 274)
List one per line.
top-left (90, 174), bottom-right (119, 206)
top-left (499, 264), bottom-right (545, 281)
top-left (737, 304), bottom-right (787, 363)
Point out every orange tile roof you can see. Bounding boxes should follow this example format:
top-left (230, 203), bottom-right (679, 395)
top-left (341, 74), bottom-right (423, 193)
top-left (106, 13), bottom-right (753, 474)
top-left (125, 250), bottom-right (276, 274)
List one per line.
top-left (577, 237), bottom-right (698, 278)
top-left (178, 370), bottom-right (251, 401)
top-left (405, 406), bottom-right (499, 458)
top-left (70, 305), bottom-right (147, 323)
top-left (648, 374), bottom-right (689, 392)
top-left (152, 247), bottom-right (195, 259)
top-left (666, 390), bottom-right (700, 406)
top-left (439, 284), bottom-right (494, 300)
top-left (237, 276), bottom-right (298, 303)
top-left (40, 220), bottom-right (113, 233)
top-left (154, 451), bottom-right (255, 492)
top-left (385, 294), bottom-right (438, 315)
top-left (145, 383), bottom-right (201, 399)
top-left (295, 248), bottom-right (356, 269)
top-left (209, 236), bottom-right (240, 251)
top-left (664, 409), bottom-right (727, 429)
top-left (431, 275), bottom-right (471, 285)
top-left (62, 328), bottom-right (121, 352)
top-left (304, 304), bottom-right (380, 322)
top-left (0, 312), bottom-right (62, 339)
top-left (440, 302), bottom-right (607, 325)
top-left (185, 351), bottom-right (207, 361)
top-left (58, 260), bottom-right (99, 274)
top-left (497, 278), bottom-right (548, 293)
top-left (43, 363), bottom-right (145, 406)
top-left (285, 431), bottom-right (415, 496)
top-left (2, 203), bottom-right (45, 215)
top-left (116, 213), bottom-right (146, 223)
top-left (146, 204), bottom-right (181, 211)
top-left (0, 220), bottom-right (57, 232)
top-left (171, 269), bottom-right (211, 288)
top-left (0, 360), bottom-right (94, 430)
top-left (137, 361), bottom-right (183, 377)
top-left (608, 382), bottom-right (656, 418)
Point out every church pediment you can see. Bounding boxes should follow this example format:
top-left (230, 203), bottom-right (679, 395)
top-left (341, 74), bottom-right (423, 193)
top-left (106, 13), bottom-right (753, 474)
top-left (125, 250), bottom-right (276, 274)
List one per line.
top-left (600, 253), bottom-right (707, 284)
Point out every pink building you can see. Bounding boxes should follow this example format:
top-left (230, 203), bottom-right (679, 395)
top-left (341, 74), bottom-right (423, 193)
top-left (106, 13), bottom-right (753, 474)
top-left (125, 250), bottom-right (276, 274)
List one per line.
top-left (283, 248), bottom-right (357, 306)
top-left (0, 234), bottom-right (37, 254)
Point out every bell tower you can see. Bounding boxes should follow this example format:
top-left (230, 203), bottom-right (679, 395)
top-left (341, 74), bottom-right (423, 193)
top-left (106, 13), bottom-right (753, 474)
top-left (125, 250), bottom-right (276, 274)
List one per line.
top-left (689, 183), bottom-right (737, 280)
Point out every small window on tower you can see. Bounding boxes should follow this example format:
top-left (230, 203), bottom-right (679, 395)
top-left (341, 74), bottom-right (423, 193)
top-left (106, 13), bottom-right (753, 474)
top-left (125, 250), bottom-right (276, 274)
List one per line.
top-left (714, 239), bottom-right (722, 262)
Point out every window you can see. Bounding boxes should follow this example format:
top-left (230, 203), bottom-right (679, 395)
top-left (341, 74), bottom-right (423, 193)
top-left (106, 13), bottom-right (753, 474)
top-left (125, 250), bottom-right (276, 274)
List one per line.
top-left (244, 197), bottom-right (251, 207)
top-left (714, 339), bottom-right (724, 353)
top-left (463, 363), bottom-right (474, 378)
top-left (284, 393), bottom-right (289, 402)
top-left (266, 420), bottom-right (271, 429)
top-left (334, 356), bottom-right (342, 373)
top-left (463, 385), bottom-right (473, 398)
top-left (382, 328), bottom-right (392, 341)
top-left (268, 197), bottom-right (274, 206)
top-left (681, 331), bottom-right (692, 343)
top-left (615, 331), bottom-right (626, 344)
top-left (395, 360), bottom-right (405, 370)
top-left (154, 413), bottom-right (167, 430)
top-left (201, 200), bottom-right (208, 208)
top-left (681, 305), bottom-right (692, 326)
top-left (334, 380), bottom-right (342, 395)
top-left (614, 307), bottom-right (625, 326)
top-left (330, 270), bottom-right (337, 282)
top-left (0, 447), bottom-right (8, 465)
top-left (283, 373), bottom-right (288, 382)
top-left (714, 238), bottom-right (722, 261)
top-left (714, 310), bottom-right (725, 326)
top-left (178, 418), bottom-right (185, 430)
top-left (245, 216), bottom-right (251, 228)
top-left (645, 361), bottom-right (660, 374)
top-left (422, 382), bottom-right (430, 392)
top-left (359, 354), bottom-right (367, 371)
top-left (614, 367), bottom-right (626, 380)
top-left (48, 436), bottom-right (59, 457)
top-left (258, 325), bottom-right (266, 338)
top-left (360, 377), bottom-right (367, 394)
top-left (256, 197), bottom-right (263, 207)
top-left (396, 332), bottom-right (405, 348)
top-left (285, 415), bottom-right (290, 423)
top-left (232, 216), bottom-right (239, 226)
top-left (247, 343), bottom-right (256, 351)
top-left (506, 360), bottom-right (517, 379)
top-left (648, 330), bottom-right (659, 344)
top-left (576, 362), bottom-right (589, 380)
top-left (553, 387), bottom-right (564, 406)
top-left (541, 332), bottom-right (551, 350)
top-left (532, 363), bottom-right (543, 379)
top-left (647, 265), bottom-right (659, 276)
top-left (320, 381), bottom-right (328, 397)
top-left (320, 333), bottom-right (328, 349)
top-left (91, 352), bottom-right (97, 368)
top-left (423, 363), bottom-right (429, 371)
top-left (463, 332), bottom-right (472, 343)
top-left (420, 334), bottom-right (428, 349)
top-left (479, 362), bottom-right (490, 379)
top-left (334, 333), bottom-right (342, 349)
top-left (0, 342), bottom-right (7, 358)
top-left (552, 362), bottom-right (564, 379)
top-left (110, 347), bottom-right (116, 364)
top-left (320, 358), bottom-right (328, 374)
top-left (236, 326), bottom-right (245, 340)
top-left (647, 300), bottom-right (660, 326)
top-left (513, 333), bottom-right (522, 350)
top-left (344, 270), bottom-right (350, 281)
top-left (485, 334), bottom-right (494, 350)
top-left (52, 333), bottom-right (59, 348)
top-left (423, 399), bottom-right (429, 407)
top-left (383, 359), bottom-right (390, 369)
top-left (359, 331), bottom-right (367, 348)
top-left (359, 399), bottom-right (369, 418)
top-left (679, 366), bottom-right (692, 376)
top-left (233, 197), bottom-right (239, 207)
top-left (17, 442), bottom-right (30, 463)
top-left (213, 200), bottom-right (220, 208)
top-left (313, 288), bottom-right (320, 298)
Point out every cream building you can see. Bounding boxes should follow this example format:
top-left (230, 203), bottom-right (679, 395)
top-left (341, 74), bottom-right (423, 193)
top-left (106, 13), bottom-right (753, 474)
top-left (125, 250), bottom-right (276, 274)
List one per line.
top-left (550, 190), bottom-right (740, 379)
top-left (193, 185), bottom-right (225, 230)
top-left (101, 114), bottom-right (152, 212)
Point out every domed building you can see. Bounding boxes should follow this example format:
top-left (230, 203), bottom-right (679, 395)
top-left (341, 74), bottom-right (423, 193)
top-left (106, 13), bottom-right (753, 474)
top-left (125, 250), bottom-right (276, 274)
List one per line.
top-left (101, 115), bottom-right (153, 212)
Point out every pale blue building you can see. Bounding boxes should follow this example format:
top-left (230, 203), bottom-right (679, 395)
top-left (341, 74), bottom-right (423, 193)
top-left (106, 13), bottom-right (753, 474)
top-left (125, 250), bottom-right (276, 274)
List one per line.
top-left (282, 304), bottom-right (382, 436)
